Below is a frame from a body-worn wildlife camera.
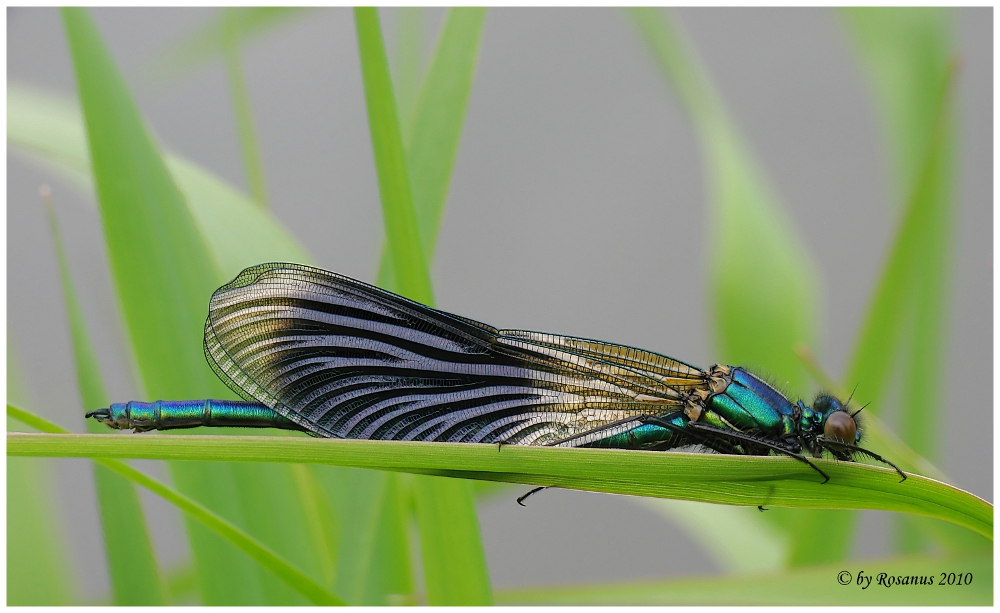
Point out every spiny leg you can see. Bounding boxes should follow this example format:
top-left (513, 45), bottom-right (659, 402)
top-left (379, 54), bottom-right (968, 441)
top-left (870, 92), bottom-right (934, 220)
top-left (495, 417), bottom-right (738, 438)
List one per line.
top-left (517, 486), bottom-right (547, 507)
top-left (549, 414), bottom-right (667, 448)
top-left (686, 422), bottom-right (830, 483)
top-left (758, 485), bottom-right (776, 512)
top-left (637, 415), bottom-right (746, 456)
top-left (821, 440), bottom-right (907, 483)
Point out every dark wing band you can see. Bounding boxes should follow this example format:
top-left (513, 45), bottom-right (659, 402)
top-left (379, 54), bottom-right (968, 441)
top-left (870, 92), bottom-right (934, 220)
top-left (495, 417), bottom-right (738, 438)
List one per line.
top-left (204, 263), bottom-right (707, 445)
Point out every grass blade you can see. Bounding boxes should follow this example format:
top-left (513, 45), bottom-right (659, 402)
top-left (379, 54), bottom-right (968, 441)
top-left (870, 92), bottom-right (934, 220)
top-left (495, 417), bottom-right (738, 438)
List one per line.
top-left (633, 498), bottom-right (787, 573)
top-left (328, 470), bottom-right (414, 604)
top-left (150, 8), bottom-right (310, 80)
top-left (412, 475), bottom-right (492, 604)
top-left (390, 7), bottom-right (425, 138)
top-left (61, 9), bottom-right (260, 603)
top-left (406, 7), bottom-right (487, 258)
top-left (12, 85), bottom-right (339, 600)
top-left (6, 84), bottom-right (311, 277)
top-left (42, 188), bottom-right (166, 605)
top-left (289, 464), bottom-right (339, 588)
top-left (355, 7), bottom-right (433, 306)
top-left (7, 358), bottom-right (76, 605)
top-left (221, 9), bottom-right (270, 210)
top-left (377, 7), bottom-right (487, 288)
top-left (841, 8), bottom-right (957, 554)
top-left (7, 406), bottom-right (344, 606)
top-left (625, 5), bottom-right (818, 419)
top-left (11, 431), bottom-right (991, 541)
top-left (60, 9), bottom-right (327, 604)
top-left (494, 551), bottom-right (992, 605)
top-left (7, 455), bottom-right (75, 605)
top-left (62, 9), bottom-right (226, 385)
top-left (840, 8), bottom-right (954, 202)
top-left (626, 7), bottom-right (841, 566)
top-left (355, 8), bottom-right (491, 603)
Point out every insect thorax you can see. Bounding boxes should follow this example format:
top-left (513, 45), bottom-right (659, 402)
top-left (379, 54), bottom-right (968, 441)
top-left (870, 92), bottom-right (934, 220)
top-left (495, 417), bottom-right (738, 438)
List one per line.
top-left (683, 365), bottom-right (797, 435)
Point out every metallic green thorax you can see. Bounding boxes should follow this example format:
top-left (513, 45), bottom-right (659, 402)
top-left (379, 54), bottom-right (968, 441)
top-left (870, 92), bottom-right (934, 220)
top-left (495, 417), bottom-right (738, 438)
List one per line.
top-left (703, 366), bottom-right (794, 434)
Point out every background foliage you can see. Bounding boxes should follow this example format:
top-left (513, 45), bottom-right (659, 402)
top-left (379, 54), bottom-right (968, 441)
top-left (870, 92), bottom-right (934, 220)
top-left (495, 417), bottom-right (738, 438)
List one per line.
top-left (7, 7), bottom-right (991, 605)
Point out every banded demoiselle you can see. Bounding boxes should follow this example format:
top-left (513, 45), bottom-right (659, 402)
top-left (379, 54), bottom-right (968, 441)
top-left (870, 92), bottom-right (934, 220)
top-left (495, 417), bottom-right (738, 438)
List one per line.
top-left (88, 262), bottom-right (904, 484)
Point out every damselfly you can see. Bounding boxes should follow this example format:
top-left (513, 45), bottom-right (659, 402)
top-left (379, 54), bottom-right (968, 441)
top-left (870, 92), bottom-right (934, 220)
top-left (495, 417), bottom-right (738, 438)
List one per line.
top-left (88, 262), bottom-right (904, 484)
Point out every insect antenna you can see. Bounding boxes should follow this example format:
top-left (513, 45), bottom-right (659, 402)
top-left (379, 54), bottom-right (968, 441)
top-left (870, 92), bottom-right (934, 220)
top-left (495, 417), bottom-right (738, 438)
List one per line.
top-left (850, 401), bottom-right (870, 419)
top-left (844, 382), bottom-right (860, 409)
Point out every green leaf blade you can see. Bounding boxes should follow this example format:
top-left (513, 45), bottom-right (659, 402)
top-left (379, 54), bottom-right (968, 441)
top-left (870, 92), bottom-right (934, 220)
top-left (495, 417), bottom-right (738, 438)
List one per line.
top-left (6, 84), bottom-right (313, 278)
top-left (406, 7), bottom-right (487, 255)
top-left (494, 551), bottom-right (992, 605)
top-left (59, 9), bottom-right (328, 605)
top-left (354, 7), bottom-right (433, 307)
top-left (329, 470), bottom-right (414, 605)
top-left (43, 192), bottom-right (166, 605)
top-left (10, 432), bottom-right (991, 541)
top-left (377, 7), bottom-right (487, 288)
top-left (413, 475), bottom-right (492, 605)
top-left (7, 406), bottom-right (345, 606)
top-left (355, 8), bottom-right (491, 604)
top-left (626, 7), bottom-right (838, 566)
top-left (151, 8), bottom-right (310, 80)
top-left (841, 9), bottom-right (957, 555)
top-left (61, 7), bottom-right (224, 401)
top-left (61, 8), bottom-right (258, 604)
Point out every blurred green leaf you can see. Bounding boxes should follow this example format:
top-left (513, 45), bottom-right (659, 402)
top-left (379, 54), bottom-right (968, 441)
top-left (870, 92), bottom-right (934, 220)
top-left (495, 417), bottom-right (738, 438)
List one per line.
top-left (625, 5), bottom-right (818, 410)
top-left (151, 8), bottom-right (310, 80)
top-left (42, 189), bottom-right (166, 605)
top-left (633, 497), bottom-right (788, 573)
top-left (7, 405), bottom-right (344, 606)
top-left (289, 464), bottom-right (339, 588)
top-left (220, 9), bottom-right (270, 210)
top-left (841, 9), bottom-right (957, 555)
top-left (390, 7), bottom-right (426, 138)
top-left (7, 454), bottom-right (75, 605)
top-left (378, 7), bottom-right (487, 289)
top-left (494, 551), bottom-right (992, 605)
top-left (13, 432), bottom-right (992, 541)
top-left (326, 470), bottom-right (414, 604)
top-left (62, 9), bottom-right (260, 603)
top-left (60, 9), bottom-right (328, 604)
top-left (6, 84), bottom-right (311, 278)
top-left (355, 7), bottom-right (434, 306)
top-left (382, 12), bottom-right (493, 599)
top-left (840, 10), bottom-right (955, 440)
top-left (6, 353), bottom-right (74, 606)
top-left (163, 563), bottom-right (198, 605)
top-left (355, 8), bottom-right (492, 604)
top-left (626, 7), bottom-right (840, 567)
top-left (413, 475), bottom-right (493, 604)
top-left (840, 8), bottom-right (954, 203)
top-left (7, 358), bottom-right (76, 606)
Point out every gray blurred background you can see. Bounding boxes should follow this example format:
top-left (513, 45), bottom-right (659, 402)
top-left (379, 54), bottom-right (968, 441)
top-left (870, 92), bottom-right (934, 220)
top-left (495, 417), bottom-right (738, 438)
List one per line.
top-left (7, 7), bottom-right (992, 599)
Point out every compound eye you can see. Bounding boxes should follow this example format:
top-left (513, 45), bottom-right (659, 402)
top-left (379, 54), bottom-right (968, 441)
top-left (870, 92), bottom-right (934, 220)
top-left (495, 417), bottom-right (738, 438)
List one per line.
top-left (824, 411), bottom-right (857, 445)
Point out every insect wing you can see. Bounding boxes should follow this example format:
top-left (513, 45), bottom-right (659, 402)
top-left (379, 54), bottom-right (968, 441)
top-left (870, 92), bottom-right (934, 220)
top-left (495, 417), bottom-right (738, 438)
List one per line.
top-left (204, 263), bottom-right (704, 445)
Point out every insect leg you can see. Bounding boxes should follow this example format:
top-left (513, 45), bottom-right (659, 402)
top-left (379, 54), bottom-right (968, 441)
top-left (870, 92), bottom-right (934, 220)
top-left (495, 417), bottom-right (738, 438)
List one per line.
top-left (757, 485), bottom-right (776, 512)
top-left (517, 486), bottom-right (547, 507)
top-left (821, 440), bottom-right (907, 483)
top-left (548, 415), bottom-right (665, 447)
top-left (638, 415), bottom-right (745, 456)
top-left (686, 422), bottom-right (830, 483)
